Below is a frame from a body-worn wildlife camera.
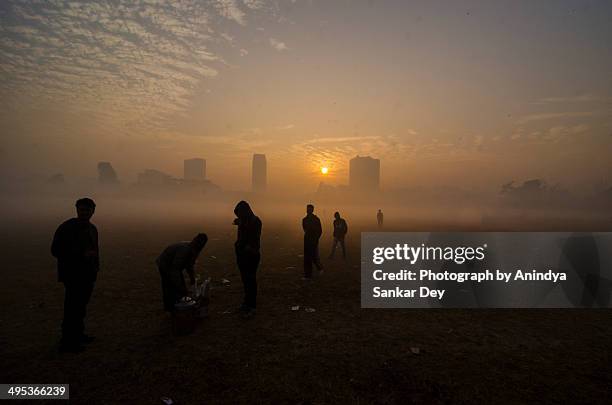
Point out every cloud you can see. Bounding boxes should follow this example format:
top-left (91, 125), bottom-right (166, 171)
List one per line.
top-left (516, 111), bottom-right (596, 124)
top-left (276, 124), bottom-right (295, 130)
top-left (243, 0), bottom-right (265, 10)
top-left (0, 0), bottom-right (277, 136)
top-left (215, 0), bottom-right (247, 25)
top-left (533, 94), bottom-right (611, 104)
top-left (220, 33), bottom-right (235, 44)
top-left (269, 37), bottom-right (289, 51)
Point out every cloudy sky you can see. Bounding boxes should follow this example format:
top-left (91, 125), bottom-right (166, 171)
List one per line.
top-left (1, 0), bottom-right (611, 192)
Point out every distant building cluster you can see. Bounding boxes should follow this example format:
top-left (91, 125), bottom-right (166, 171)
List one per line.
top-left (316, 155), bottom-right (381, 200)
top-left (349, 155), bottom-right (380, 192)
top-left (184, 158), bottom-right (206, 181)
top-left (133, 158), bottom-right (219, 195)
top-left (97, 162), bottom-right (119, 185)
top-left (87, 153), bottom-right (382, 197)
top-left (89, 154), bottom-right (272, 195)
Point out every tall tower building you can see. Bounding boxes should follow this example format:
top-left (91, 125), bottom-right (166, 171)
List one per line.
top-left (252, 154), bottom-right (267, 192)
top-left (349, 155), bottom-right (380, 192)
top-left (184, 158), bottom-right (206, 181)
top-left (97, 161), bottom-right (119, 184)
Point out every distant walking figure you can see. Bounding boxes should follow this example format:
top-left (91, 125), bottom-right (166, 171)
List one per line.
top-left (156, 233), bottom-right (208, 312)
top-left (377, 209), bottom-right (384, 228)
top-left (51, 198), bottom-right (99, 353)
top-left (233, 201), bottom-right (262, 318)
top-left (302, 204), bottom-right (323, 279)
top-left (329, 211), bottom-right (348, 259)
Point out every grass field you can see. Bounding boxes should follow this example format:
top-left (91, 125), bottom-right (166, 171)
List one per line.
top-left (1, 213), bottom-right (611, 404)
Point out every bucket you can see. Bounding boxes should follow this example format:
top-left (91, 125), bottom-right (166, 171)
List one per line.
top-left (172, 299), bottom-right (197, 336)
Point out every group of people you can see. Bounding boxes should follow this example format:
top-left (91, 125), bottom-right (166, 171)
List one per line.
top-left (51, 198), bottom-right (383, 352)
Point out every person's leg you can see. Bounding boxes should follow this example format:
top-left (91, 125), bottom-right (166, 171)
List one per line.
top-left (75, 280), bottom-right (95, 339)
top-left (314, 243), bottom-right (323, 271)
top-left (238, 263), bottom-right (249, 309)
top-left (245, 258), bottom-right (259, 309)
top-left (61, 281), bottom-right (78, 346)
top-left (238, 254), bottom-right (259, 313)
top-left (340, 238), bottom-right (346, 259)
top-left (329, 238), bottom-right (338, 259)
top-left (304, 242), bottom-right (313, 278)
top-left (159, 267), bottom-right (175, 311)
top-left (167, 269), bottom-right (187, 299)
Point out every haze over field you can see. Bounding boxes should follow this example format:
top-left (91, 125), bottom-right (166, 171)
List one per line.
top-left (1, 0), bottom-right (611, 195)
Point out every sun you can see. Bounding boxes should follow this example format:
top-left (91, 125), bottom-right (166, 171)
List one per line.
top-left (320, 167), bottom-right (329, 175)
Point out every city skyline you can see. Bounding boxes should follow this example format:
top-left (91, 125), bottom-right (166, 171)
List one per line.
top-left (1, 1), bottom-right (611, 193)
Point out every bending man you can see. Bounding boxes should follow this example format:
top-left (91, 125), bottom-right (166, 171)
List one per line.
top-left (156, 233), bottom-right (208, 312)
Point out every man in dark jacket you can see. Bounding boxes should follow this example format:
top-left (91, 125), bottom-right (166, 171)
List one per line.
top-left (156, 233), bottom-right (208, 312)
top-left (233, 201), bottom-right (262, 318)
top-left (302, 204), bottom-right (323, 279)
top-left (329, 211), bottom-right (348, 260)
top-left (51, 198), bottom-right (99, 353)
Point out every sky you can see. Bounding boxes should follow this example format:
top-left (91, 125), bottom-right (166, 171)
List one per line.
top-left (1, 0), bottom-right (611, 193)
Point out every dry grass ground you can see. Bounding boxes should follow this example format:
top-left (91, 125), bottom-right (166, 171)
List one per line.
top-left (1, 216), bottom-right (611, 404)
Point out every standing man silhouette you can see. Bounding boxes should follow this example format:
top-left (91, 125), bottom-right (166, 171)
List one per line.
top-left (329, 211), bottom-right (348, 260)
top-left (302, 204), bottom-right (323, 279)
top-left (233, 201), bottom-right (262, 318)
top-left (51, 198), bottom-right (99, 353)
top-left (377, 209), bottom-right (384, 228)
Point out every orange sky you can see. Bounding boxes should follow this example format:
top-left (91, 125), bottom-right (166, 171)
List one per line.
top-left (1, 1), bottom-right (611, 192)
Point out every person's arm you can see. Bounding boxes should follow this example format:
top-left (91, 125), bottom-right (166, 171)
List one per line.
top-left (343, 220), bottom-right (348, 235)
top-left (51, 223), bottom-right (66, 258)
top-left (316, 217), bottom-right (323, 238)
top-left (93, 226), bottom-right (100, 271)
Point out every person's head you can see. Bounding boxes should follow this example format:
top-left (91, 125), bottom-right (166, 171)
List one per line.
top-left (234, 200), bottom-right (254, 220)
top-left (306, 204), bottom-right (314, 214)
top-left (378, 209), bottom-right (382, 213)
top-left (190, 233), bottom-right (208, 252)
top-left (334, 211), bottom-right (340, 219)
top-left (75, 198), bottom-right (96, 221)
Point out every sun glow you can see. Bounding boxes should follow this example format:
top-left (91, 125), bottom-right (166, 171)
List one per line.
top-left (320, 167), bottom-right (329, 175)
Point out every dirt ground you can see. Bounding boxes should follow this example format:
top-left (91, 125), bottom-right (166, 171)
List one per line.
top-left (1, 215), bottom-right (611, 404)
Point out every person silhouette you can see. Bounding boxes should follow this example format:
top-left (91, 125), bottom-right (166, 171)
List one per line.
top-left (233, 201), bottom-right (262, 318)
top-left (302, 204), bottom-right (323, 279)
top-left (156, 233), bottom-right (208, 313)
top-left (51, 198), bottom-right (99, 353)
top-left (377, 209), bottom-right (384, 228)
top-left (329, 211), bottom-right (348, 260)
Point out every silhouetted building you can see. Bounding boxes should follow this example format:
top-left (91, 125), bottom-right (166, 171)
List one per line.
top-left (252, 154), bottom-right (267, 192)
top-left (184, 158), bottom-right (206, 181)
top-left (349, 156), bottom-right (380, 192)
top-left (97, 162), bottom-right (119, 184)
top-left (137, 169), bottom-right (174, 186)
